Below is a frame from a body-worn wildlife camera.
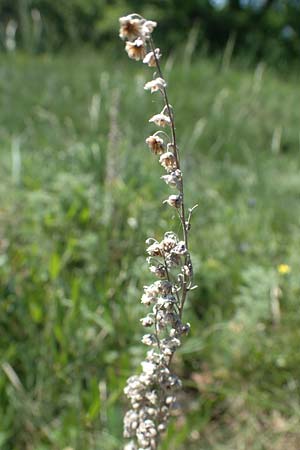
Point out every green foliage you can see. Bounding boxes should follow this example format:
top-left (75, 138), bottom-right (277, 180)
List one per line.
top-left (1, 0), bottom-right (300, 66)
top-left (1, 50), bottom-right (300, 449)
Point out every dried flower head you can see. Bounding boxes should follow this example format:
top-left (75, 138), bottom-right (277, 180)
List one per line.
top-left (125, 37), bottom-right (147, 61)
top-left (119, 15), bottom-right (143, 40)
top-left (145, 135), bottom-right (164, 155)
top-left (159, 152), bottom-right (177, 171)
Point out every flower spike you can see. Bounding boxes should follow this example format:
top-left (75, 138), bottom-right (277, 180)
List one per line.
top-left (119, 13), bottom-right (196, 450)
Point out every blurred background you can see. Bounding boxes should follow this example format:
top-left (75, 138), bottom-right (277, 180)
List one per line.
top-left (1, 1), bottom-right (300, 449)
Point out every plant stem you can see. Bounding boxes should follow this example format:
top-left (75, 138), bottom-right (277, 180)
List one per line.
top-left (149, 38), bottom-right (191, 317)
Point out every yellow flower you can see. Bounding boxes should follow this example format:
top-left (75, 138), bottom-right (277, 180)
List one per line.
top-left (277, 264), bottom-right (291, 275)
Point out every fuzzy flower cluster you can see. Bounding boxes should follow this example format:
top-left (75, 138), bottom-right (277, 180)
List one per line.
top-left (120, 13), bottom-right (196, 450)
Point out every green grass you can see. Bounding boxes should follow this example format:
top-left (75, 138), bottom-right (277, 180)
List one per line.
top-left (1, 50), bottom-right (300, 450)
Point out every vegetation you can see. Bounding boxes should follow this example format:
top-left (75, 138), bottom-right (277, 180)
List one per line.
top-left (1, 0), bottom-right (300, 65)
top-left (1, 47), bottom-right (300, 449)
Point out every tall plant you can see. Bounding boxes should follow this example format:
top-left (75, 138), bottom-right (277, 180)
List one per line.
top-left (119, 14), bottom-right (197, 450)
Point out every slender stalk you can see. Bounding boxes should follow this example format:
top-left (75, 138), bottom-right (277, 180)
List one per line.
top-left (149, 37), bottom-right (190, 317)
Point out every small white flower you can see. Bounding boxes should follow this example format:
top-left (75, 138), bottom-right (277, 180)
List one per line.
top-left (143, 48), bottom-right (161, 67)
top-left (149, 113), bottom-right (171, 127)
top-left (142, 20), bottom-right (157, 37)
top-left (145, 390), bottom-right (158, 405)
top-left (144, 77), bottom-right (167, 93)
top-left (161, 170), bottom-right (182, 188)
top-left (141, 293), bottom-right (155, 306)
top-left (141, 334), bottom-right (157, 346)
top-left (158, 423), bottom-right (166, 432)
top-left (140, 316), bottom-right (154, 327)
top-left (163, 194), bottom-right (182, 208)
top-left (141, 361), bottom-right (156, 375)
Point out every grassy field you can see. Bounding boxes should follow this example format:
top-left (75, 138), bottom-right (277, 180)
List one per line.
top-left (1, 50), bottom-right (300, 450)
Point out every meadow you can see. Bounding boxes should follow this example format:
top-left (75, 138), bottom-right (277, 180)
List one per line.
top-left (1, 48), bottom-right (300, 449)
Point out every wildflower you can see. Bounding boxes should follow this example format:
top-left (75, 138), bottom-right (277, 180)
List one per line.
top-left (159, 152), bottom-right (177, 171)
top-left (142, 20), bottom-right (157, 37)
top-left (143, 283), bottom-right (159, 297)
top-left (141, 334), bottom-right (157, 346)
top-left (146, 241), bottom-right (163, 256)
top-left (156, 280), bottom-right (172, 294)
top-left (125, 38), bottom-right (147, 61)
top-left (120, 13), bottom-right (195, 450)
top-left (141, 292), bottom-right (156, 306)
top-left (161, 170), bottom-right (182, 188)
top-left (149, 113), bottom-right (171, 127)
top-left (144, 77), bottom-right (167, 93)
top-left (156, 295), bottom-right (177, 309)
top-left (161, 233), bottom-right (177, 252)
top-left (124, 409), bottom-right (139, 437)
top-left (149, 264), bottom-right (167, 278)
top-left (119, 15), bottom-right (143, 40)
top-left (165, 253), bottom-right (181, 268)
top-left (172, 241), bottom-right (187, 255)
top-left (145, 135), bottom-right (165, 155)
top-left (141, 361), bottom-right (157, 375)
top-left (140, 316), bottom-right (154, 327)
top-left (278, 264), bottom-right (291, 275)
top-left (164, 194), bottom-right (182, 208)
top-left (143, 48), bottom-right (161, 67)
